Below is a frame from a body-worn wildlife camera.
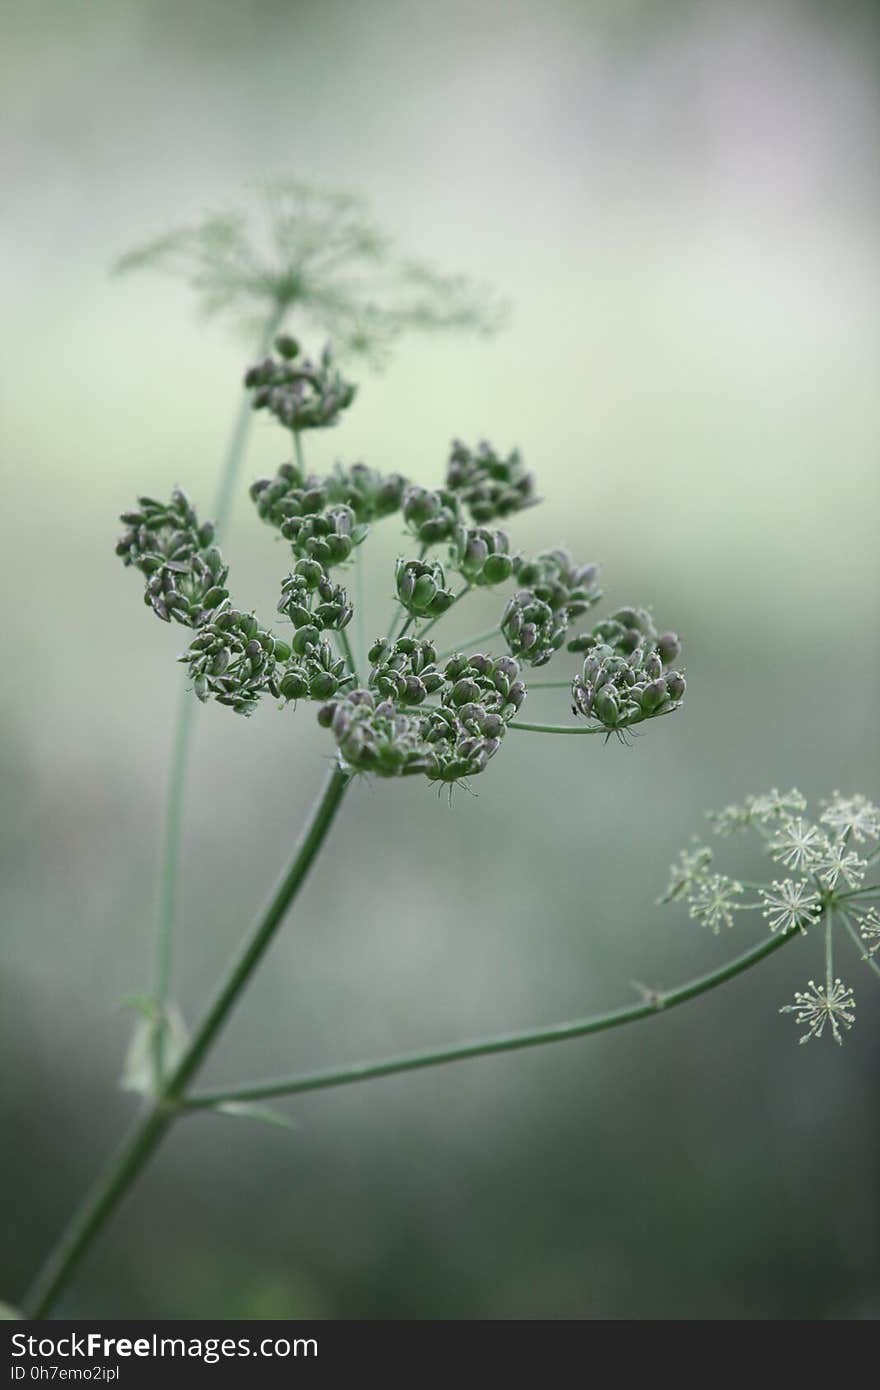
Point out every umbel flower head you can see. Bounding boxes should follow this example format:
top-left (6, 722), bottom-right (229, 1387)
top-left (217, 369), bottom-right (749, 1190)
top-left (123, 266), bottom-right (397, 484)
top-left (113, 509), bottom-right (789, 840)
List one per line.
top-left (118, 329), bottom-right (688, 788)
top-left (245, 337), bottom-right (356, 431)
top-left (445, 439), bottom-right (538, 523)
top-left (116, 489), bottom-right (228, 627)
top-left (569, 608), bottom-right (685, 735)
top-left (114, 178), bottom-right (507, 366)
top-left (660, 789), bottom-right (880, 1045)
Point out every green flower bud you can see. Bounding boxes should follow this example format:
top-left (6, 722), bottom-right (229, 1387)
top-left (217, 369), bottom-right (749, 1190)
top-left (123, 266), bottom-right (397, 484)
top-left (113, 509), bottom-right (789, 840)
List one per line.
top-left (394, 558), bottom-right (455, 617)
top-left (657, 631), bottom-right (682, 666)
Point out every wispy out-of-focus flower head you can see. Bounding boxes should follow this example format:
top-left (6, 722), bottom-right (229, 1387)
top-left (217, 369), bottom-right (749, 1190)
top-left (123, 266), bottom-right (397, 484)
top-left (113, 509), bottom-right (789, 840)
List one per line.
top-left (114, 178), bottom-right (508, 366)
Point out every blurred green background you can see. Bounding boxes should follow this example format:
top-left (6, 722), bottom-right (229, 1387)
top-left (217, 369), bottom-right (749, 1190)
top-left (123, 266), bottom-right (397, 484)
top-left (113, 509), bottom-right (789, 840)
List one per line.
top-left (2, 0), bottom-right (879, 1320)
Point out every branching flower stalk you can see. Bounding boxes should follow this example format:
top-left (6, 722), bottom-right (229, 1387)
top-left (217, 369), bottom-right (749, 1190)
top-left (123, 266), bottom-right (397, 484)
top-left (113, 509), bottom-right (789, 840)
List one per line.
top-left (17, 191), bottom-right (879, 1320)
top-left (21, 311), bottom-right (692, 1315)
top-left (124, 181), bottom-right (507, 1090)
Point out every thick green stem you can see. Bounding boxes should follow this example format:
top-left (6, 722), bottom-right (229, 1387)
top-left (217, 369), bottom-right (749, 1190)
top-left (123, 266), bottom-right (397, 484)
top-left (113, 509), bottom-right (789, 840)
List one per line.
top-left (152, 692), bottom-right (195, 1084)
top-left (22, 766), bottom-right (350, 1319)
top-left (186, 925), bottom-right (799, 1111)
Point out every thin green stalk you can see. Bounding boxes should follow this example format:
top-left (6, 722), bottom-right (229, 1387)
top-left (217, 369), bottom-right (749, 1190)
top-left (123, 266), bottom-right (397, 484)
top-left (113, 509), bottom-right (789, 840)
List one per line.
top-left (186, 925), bottom-right (799, 1111)
top-left (293, 429), bottom-right (305, 476)
top-left (214, 304), bottom-right (286, 536)
top-left (509, 709), bottom-right (676, 737)
top-left (509, 720), bottom-right (605, 736)
top-left (354, 546), bottom-right (366, 676)
top-left (336, 628), bottom-right (361, 687)
top-left (825, 908), bottom-right (834, 992)
top-left (152, 305), bottom-right (286, 1083)
top-left (22, 766), bottom-right (350, 1320)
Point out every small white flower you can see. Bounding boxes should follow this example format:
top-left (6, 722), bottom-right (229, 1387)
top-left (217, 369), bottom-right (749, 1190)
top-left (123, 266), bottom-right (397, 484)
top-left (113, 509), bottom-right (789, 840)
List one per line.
top-left (760, 879), bottom-right (821, 934)
top-left (820, 793), bottom-right (880, 845)
top-left (769, 817), bottom-right (823, 872)
top-left (658, 844), bottom-right (712, 904)
top-left (813, 841), bottom-right (866, 891)
top-left (780, 979), bottom-right (856, 1045)
top-left (687, 874), bottom-right (744, 934)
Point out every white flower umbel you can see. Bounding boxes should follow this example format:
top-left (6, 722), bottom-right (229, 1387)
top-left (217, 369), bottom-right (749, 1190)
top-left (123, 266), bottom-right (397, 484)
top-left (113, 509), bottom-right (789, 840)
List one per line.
top-left (780, 979), bottom-right (856, 1045)
top-left (760, 879), bottom-right (821, 935)
top-left (687, 874), bottom-right (744, 934)
top-left (814, 840), bottom-right (867, 891)
top-left (820, 792), bottom-right (880, 845)
top-left (708, 788), bottom-right (806, 837)
top-left (769, 817), bottom-right (823, 872)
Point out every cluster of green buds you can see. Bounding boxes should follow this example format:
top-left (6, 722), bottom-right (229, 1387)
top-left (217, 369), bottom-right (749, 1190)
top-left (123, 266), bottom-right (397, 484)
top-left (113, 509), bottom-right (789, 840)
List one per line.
top-left (368, 638), bottom-right (444, 706)
top-left (120, 336), bottom-right (688, 776)
top-left (395, 557), bottom-right (456, 619)
top-left (318, 693), bottom-right (432, 778)
top-left (501, 550), bottom-right (602, 667)
top-left (250, 462), bottom-right (368, 568)
top-left (279, 504), bottom-right (366, 568)
top-left (440, 652), bottom-right (526, 721)
top-left (277, 635), bottom-right (353, 705)
top-left (445, 439), bottom-right (537, 522)
top-left (116, 490), bottom-right (229, 627)
top-left (324, 462), bottom-right (407, 523)
top-left (278, 560), bottom-right (353, 632)
top-left (660, 790), bottom-right (880, 1045)
top-left (244, 335), bottom-right (356, 431)
top-left (181, 607), bottom-right (290, 715)
top-left (402, 485), bottom-right (462, 545)
top-left (570, 608), bottom-right (685, 735)
top-left (318, 648), bottom-right (524, 785)
top-left (450, 524), bottom-right (514, 587)
top-left (249, 460), bottom-right (326, 529)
